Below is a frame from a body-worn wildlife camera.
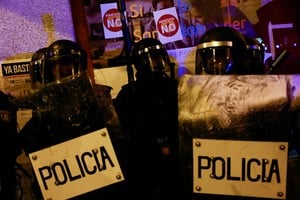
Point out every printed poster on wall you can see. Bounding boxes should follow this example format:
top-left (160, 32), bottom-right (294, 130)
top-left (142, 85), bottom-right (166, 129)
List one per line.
top-left (83, 0), bottom-right (299, 75)
top-left (0, 59), bottom-right (32, 98)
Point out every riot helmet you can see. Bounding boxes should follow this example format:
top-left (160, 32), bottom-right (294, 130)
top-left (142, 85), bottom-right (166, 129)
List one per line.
top-left (195, 26), bottom-right (248, 75)
top-left (131, 38), bottom-right (174, 80)
top-left (244, 35), bottom-right (266, 74)
top-left (45, 39), bottom-right (87, 84)
top-left (29, 47), bottom-right (48, 89)
top-left (20, 40), bottom-right (105, 152)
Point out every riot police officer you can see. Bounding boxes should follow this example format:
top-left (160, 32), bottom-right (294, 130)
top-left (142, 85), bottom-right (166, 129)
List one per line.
top-left (244, 35), bottom-right (266, 74)
top-left (18, 39), bottom-right (126, 199)
top-left (0, 91), bottom-right (19, 199)
top-left (191, 27), bottom-right (299, 200)
top-left (19, 40), bottom-right (106, 152)
top-left (113, 38), bottom-right (179, 200)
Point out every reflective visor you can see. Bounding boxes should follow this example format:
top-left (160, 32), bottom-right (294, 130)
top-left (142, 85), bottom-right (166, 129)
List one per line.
top-left (30, 59), bottom-right (44, 86)
top-left (48, 55), bottom-right (82, 83)
top-left (196, 46), bottom-right (234, 74)
top-left (137, 44), bottom-right (170, 72)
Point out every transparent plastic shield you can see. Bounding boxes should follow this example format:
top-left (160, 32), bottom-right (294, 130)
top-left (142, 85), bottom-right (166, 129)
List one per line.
top-left (27, 72), bottom-right (105, 143)
top-left (178, 75), bottom-right (300, 199)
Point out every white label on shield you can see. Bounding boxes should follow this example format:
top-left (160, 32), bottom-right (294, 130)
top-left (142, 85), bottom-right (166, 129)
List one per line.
top-left (29, 128), bottom-right (124, 200)
top-left (193, 139), bottom-right (288, 199)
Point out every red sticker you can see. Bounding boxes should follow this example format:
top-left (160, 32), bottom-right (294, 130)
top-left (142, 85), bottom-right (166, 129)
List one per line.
top-left (157, 14), bottom-right (179, 37)
top-left (103, 8), bottom-right (122, 32)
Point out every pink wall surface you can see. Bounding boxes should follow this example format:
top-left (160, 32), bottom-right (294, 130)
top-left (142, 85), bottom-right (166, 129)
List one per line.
top-left (0, 0), bottom-right (75, 61)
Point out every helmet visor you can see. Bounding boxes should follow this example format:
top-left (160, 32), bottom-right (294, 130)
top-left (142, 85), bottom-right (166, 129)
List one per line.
top-left (137, 45), bottom-right (171, 73)
top-left (47, 55), bottom-right (83, 83)
top-left (246, 45), bottom-right (264, 64)
top-left (196, 41), bottom-right (234, 74)
top-left (30, 59), bottom-right (45, 89)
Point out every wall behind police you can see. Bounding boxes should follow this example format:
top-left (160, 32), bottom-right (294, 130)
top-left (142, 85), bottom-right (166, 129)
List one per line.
top-left (0, 0), bottom-right (75, 62)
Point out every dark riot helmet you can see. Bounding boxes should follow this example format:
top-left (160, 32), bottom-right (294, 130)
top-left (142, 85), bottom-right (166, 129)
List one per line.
top-left (244, 35), bottom-right (266, 74)
top-left (29, 47), bottom-right (48, 89)
top-left (45, 39), bottom-right (87, 84)
top-left (130, 38), bottom-right (173, 79)
top-left (195, 26), bottom-right (248, 75)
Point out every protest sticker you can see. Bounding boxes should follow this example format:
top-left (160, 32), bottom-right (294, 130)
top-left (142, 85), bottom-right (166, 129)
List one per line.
top-left (153, 7), bottom-right (183, 44)
top-left (100, 3), bottom-right (123, 39)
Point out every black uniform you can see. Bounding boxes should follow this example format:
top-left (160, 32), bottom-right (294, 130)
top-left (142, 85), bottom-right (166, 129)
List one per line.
top-left (0, 91), bottom-right (19, 199)
top-left (113, 38), bottom-right (179, 200)
top-left (18, 40), bottom-right (127, 199)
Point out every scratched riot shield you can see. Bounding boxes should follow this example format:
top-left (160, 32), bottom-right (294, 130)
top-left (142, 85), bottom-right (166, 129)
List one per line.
top-left (178, 75), bottom-right (300, 200)
top-left (18, 72), bottom-right (126, 199)
top-left (18, 72), bottom-right (104, 151)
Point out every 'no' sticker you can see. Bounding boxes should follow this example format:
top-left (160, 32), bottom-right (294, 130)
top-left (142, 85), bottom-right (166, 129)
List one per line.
top-left (103, 8), bottom-right (122, 32)
top-left (157, 14), bottom-right (179, 37)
